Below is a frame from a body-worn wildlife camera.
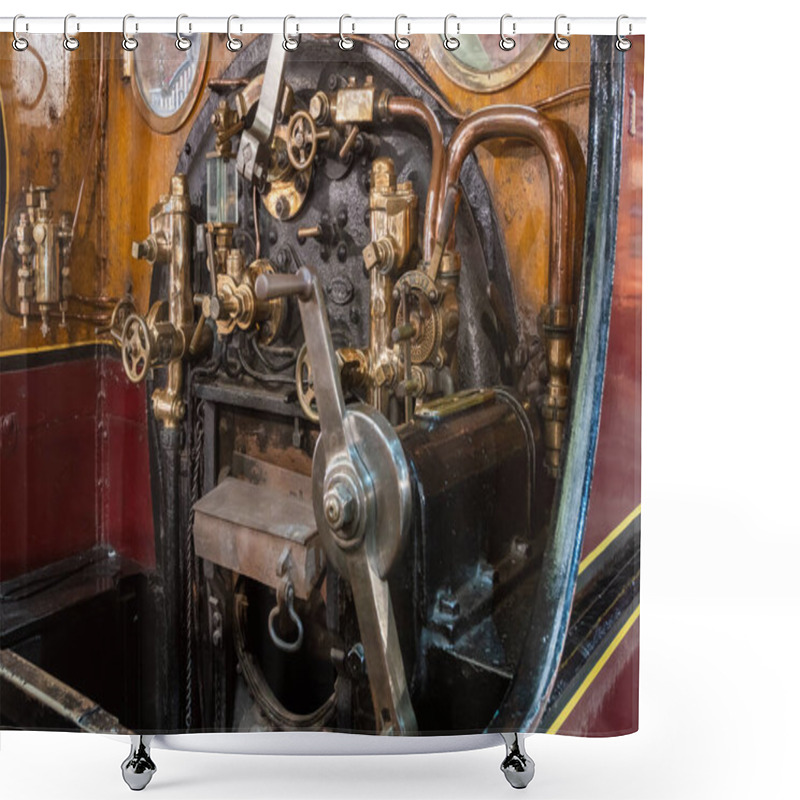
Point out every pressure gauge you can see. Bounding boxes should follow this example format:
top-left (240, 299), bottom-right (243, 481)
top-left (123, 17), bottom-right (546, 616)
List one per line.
top-left (425, 34), bottom-right (549, 93)
top-left (126, 34), bottom-right (210, 134)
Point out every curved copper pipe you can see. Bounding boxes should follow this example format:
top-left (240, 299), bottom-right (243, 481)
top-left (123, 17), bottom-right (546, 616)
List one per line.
top-left (433, 105), bottom-right (575, 307)
top-left (432, 105), bottom-right (577, 475)
top-left (386, 96), bottom-right (444, 262)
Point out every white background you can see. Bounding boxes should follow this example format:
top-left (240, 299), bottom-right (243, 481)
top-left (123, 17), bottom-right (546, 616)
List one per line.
top-left (2, 1), bottom-right (799, 798)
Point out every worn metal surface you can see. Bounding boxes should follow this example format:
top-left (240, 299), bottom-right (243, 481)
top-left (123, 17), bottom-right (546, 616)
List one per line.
top-left (193, 459), bottom-right (323, 601)
top-left (0, 647), bottom-right (133, 733)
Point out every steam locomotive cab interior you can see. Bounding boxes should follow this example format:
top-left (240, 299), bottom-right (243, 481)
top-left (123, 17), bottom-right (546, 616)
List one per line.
top-left (0, 31), bottom-right (641, 739)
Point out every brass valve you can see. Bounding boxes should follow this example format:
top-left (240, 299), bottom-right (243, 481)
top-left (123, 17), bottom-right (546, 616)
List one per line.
top-left (115, 174), bottom-right (193, 428)
top-left (15, 185), bottom-right (73, 335)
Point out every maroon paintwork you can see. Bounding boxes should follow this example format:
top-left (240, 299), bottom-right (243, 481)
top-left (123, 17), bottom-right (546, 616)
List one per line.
top-left (0, 353), bottom-right (154, 581)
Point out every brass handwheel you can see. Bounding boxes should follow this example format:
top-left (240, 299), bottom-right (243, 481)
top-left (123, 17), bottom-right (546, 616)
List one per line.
top-left (121, 313), bottom-right (152, 384)
top-left (295, 342), bottom-right (319, 421)
top-left (109, 296), bottom-right (137, 344)
top-left (286, 110), bottom-right (319, 172)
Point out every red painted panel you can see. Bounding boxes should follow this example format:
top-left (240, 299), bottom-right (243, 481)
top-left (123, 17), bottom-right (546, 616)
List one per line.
top-left (99, 358), bottom-right (155, 570)
top-left (559, 618), bottom-right (640, 737)
top-left (0, 359), bottom-right (100, 581)
top-left (0, 353), bottom-right (154, 581)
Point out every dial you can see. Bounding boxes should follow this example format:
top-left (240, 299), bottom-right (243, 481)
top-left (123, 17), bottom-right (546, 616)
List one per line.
top-left (426, 34), bottom-right (550, 93)
top-left (128, 33), bottom-right (209, 133)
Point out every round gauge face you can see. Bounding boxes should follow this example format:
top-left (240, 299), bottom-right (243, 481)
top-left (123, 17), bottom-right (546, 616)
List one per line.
top-left (426, 34), bottom-right (550, 93)
top-left (129, 33), bottom-right (209, 133)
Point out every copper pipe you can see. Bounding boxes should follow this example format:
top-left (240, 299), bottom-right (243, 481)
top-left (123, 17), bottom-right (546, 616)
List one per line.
top-left (430, 105), bottom-right (577, 476)
top-left (433, 105), bottom-right (575, 306)
top-left (386, 96), bottom-right (444, 262)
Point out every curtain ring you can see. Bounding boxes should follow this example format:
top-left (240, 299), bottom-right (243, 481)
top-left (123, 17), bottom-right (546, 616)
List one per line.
top-left (616, 15), bottom-right (632, 51)
top-left (443, 14), bottom-right (460, 51)
top-left (339, 15), bottom-right (354, 50)
top-left (499, 14), bottom-right (515, 51)
top-left (227, 15), bottom-right (242, 52)
top-left (553, 14), bottom-right (570, 51)
top-left (394, 15), bottom-right (410, 51)
top-left (283, 15), bottom-right (299, 51)
top-left (12, 15), bottom-right (28, 52)
top-left (175, 14), bottom-right (191, 51)
top-left (122, 14), bottom-right (138, 52)
top-left (63, 14), bottom-right (79, 51)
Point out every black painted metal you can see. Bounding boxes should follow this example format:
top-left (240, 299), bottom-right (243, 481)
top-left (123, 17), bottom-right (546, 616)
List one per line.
top-left (541, 520), bottom-right (640, 729)
top-left (487, 35), bottom-right (626, 732)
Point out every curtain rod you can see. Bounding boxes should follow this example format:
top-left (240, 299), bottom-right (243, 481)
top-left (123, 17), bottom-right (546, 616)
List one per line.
top-left (0, 16), bottom-right (646, 36)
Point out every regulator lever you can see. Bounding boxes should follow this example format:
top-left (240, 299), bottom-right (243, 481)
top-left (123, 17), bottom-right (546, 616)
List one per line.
top-left (236, 40), bottom-right (288, 185)
top-left (255, 267), bottom-right (417, 733)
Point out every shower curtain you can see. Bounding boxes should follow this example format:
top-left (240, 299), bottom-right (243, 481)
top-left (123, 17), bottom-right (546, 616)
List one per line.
top-left (0, 28), bottom-right (642, 741)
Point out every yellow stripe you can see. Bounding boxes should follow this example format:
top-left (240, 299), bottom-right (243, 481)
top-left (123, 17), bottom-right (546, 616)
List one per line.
top-left (546, 604), bottom-right (640, 734)
top-left (578, 504), bottom-right (641, 576)
top-left (0, 339), bottom-right (108, 358)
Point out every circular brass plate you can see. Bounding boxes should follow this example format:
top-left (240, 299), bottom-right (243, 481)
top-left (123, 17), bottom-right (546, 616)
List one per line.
top-left (128, 33), bottom-right (210, 134)
top-left (425, 34), bottom-right (550, 94)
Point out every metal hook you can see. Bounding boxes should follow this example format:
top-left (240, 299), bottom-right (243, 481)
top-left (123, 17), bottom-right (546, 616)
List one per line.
top-left (12, 15), bottom-right (28, 52)
top-left (394, 15), bottom-right (410, 51)
top-left (63, 14), bottom-right (79, 51)
top-left (339, 15), bottom-right (354, 50)
top-left (268, 581), bottom-right (304, 654)
top-left (122, 14), bottom-right (138, 52)
top-left (283, 15), bottom-right (299, 51)
top-left (553, 14), bottom-right (570, 51)
top-left (616, 15), bottom-right (632, 51)
top-left (175, 14), bottom-right (191, 51)
top-left (227, 15), bottom-right (242, 52)
top-left (443, 14), bottom-right (460, 51)
top-left (499, 14), bottom-right (516, 51)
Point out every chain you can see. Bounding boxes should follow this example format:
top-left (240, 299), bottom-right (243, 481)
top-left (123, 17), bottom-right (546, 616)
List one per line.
top-left (184, 393), bottom-right (204, 730)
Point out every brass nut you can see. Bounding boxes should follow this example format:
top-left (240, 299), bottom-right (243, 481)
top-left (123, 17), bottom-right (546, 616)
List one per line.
top-left (374, 362), bottom-right (395, 388)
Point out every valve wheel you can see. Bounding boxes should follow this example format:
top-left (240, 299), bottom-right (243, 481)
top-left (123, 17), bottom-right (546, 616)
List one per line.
top-left (295, 342), bottom-right (319, 422)
top-left (121, 313), bottom-right (152, 384)
top-left (286, 110), bottom-right (319, 172)
top-left (109, 296), bottom-right (136, 344)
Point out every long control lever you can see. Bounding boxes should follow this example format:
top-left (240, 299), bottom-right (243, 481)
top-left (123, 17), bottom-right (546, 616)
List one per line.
top-left (236, 40), bottom-right (287, 187)
top-left (255, 269), bottom-right (417, 733)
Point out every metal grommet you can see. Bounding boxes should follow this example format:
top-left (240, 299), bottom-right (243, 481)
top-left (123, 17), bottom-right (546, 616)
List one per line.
top-left (283, 15), bottom-right (299, 51)
top-left (443, 14), bottom-right (460, 51)
top-left (616, 14), bottom-right (632, 51)
top-left (12, 15), bottom-right (29, 52)
top-left (553, 14), bottom-right (570, 51)
top-left (63, 14), bottom-right (79, 51)
top-left (227, 15), bottom-right (242, 52)
top-left (175, 14), bottom-right (191, 51)
top-left (122, 14), bottom-right (138, 51)
top-left (499, 14), bottom-right (515, 51)
top-left (394, 15), bottom-right (410, 51)
top-left (339, 15), bottom-right (354, 50)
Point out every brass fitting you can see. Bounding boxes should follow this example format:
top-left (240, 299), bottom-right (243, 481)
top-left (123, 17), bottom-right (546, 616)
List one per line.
top-left (15, 185), bottom-right (72, 335)
top-left (123, 174), bottom-right (194, 428)
top-left (541, 304), bottom-right (574, 477)
top-left (363, 157), bottom-right (419, 413)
